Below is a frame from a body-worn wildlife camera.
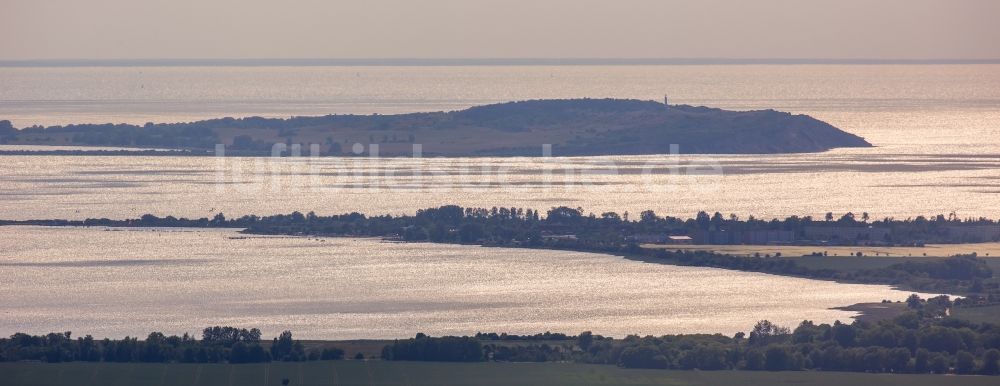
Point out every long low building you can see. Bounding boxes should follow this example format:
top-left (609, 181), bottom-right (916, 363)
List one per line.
top-left (626, 234), bottom-right (695, 245)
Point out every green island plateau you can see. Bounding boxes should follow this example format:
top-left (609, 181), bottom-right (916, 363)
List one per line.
top-left (0, 99), bottom-right (872, 156)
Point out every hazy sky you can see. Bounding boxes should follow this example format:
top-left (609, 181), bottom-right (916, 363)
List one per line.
top-left (2, 0), bottom-right (999, 61)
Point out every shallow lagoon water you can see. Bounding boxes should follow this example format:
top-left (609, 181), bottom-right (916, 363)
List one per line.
top-left (0, 226), bottom-right (939, 339)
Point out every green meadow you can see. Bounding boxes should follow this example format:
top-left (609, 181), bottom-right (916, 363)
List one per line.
top-left (2, 361), bottom-right (996, 386)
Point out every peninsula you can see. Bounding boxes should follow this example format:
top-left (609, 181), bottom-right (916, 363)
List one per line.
top-left (0, 99), bottom-right (872, 156)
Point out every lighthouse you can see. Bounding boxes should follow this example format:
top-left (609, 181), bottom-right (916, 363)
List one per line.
top-left (664, 95), bottom-right (669, 109)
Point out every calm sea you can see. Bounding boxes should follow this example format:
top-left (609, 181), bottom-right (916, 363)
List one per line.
top-left (0, 65), bottom-right (997, 219)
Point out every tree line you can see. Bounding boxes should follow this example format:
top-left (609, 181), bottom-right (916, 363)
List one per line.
top-left (6, 296), bottom-right (1000, 376)
top-left (9, 205), bottom-right (999, 248)
top-left (0, 326), bottom-right (343, 364)
top-left (381, 296), bottom-right (1000, 375)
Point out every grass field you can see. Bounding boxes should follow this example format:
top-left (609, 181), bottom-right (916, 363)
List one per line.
top-left (297, 340), bottom-right (577, 360)
top-left (642, 243), bottom-right (1000, 275)
top-left (299, 340), bottom-right (388, 360)
top-left (1, 361), bottom-right (997, 386)
top-left (644, 243), bottom-right (1000, 259)
top-left (952, 304), bottom-right (1000, 324)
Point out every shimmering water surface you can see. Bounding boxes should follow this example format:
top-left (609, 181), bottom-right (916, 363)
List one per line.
top-left (1, 65), bottom-right (998, 220)
top-left (0, 65), bottom-right (994, 338)
top-left (0, 226), bottom-right (938, 339)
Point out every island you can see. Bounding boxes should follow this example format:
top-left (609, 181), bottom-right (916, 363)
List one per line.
top-left (0, 99), bottom-right (872, 156)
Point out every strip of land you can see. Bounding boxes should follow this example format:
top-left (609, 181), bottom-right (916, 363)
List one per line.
top-left (4, 205), bottom-right (997, 298)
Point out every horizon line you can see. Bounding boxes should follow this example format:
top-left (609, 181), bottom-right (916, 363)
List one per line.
top-left (3, 57), bottom-right (1000, 67)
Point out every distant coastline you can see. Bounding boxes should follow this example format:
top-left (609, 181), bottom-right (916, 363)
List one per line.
top-left (3, 58), bottom-right (1000, 67)
top-left (3, 204), bottom-right (994, 298)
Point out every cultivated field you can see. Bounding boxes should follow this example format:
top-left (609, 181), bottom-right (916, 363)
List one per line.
top-left (2, 361), bottom-right (997, 386)
top-left (644, 243), bottom-right (1000, 259)
top-left (641, 243), bottom-right (1000, 279)
top-left (952, 304), bottom-right (1000, 324)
